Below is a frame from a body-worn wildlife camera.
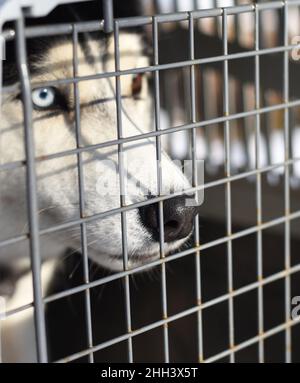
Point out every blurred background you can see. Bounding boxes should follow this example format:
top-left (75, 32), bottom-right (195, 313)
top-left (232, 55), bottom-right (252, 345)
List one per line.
top-left (2, 0), bottom-right (300, 362)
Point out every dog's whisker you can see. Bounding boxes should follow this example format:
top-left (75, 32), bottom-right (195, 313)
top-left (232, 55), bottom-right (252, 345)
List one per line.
top-left (21, 204), bottom-right (81, 234)
top-left (68, 258), bottom-right (82, 280)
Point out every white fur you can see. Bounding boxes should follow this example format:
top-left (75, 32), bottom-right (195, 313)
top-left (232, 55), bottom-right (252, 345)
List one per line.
top-left (1, 260), bottom-right (56, 363)
top-left (0, 32), bottom-right (193, 362)
top-left (0, 33), bottom-right (191, 272)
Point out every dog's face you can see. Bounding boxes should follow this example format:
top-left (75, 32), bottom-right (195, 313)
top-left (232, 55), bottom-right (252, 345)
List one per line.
top-left (1, 32), bottom-right (193, 271)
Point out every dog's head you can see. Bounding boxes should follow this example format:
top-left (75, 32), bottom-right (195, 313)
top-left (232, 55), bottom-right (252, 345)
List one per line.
top-left (1, 12), bottom-right (200, 270)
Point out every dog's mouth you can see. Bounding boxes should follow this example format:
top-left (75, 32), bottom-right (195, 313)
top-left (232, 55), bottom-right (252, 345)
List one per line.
top-left (109, 253), bottom-right (159, 271)
top-left (82, 222), bottom-right (194, 272)
top-left (115, 250), bottom-right (159, 263)
top-left (108, 235), bottom-right (191, 270)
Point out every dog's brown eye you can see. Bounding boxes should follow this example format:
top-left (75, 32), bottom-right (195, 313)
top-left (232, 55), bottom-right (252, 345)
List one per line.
top-left (131, 73), bottom-right (143, 98)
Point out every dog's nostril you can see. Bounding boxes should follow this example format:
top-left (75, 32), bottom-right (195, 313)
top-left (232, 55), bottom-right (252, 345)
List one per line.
top-left (139, 195), bottom-right (200, 243)
top-left (164, 220), bottom-right (180, 230)
top-left (163, 218), bottom-right (183, 242)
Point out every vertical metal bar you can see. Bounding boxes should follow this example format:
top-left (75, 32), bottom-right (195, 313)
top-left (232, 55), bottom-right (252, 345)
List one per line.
top-left (153, 16), bottom-right (170, 363)
top-left (114, 21), bottom-right (133, 363)
top-left (72, 26), bottom-right (94, 363)
top-left (222, 8), bottom-right (235, 363)
top-left (154, 0), bottom-right (160, 13)
top-left (202, 69), bottom-right (213, 169)
top-left (254, 4), bottom-right (265, 363)
top-left (0, 297), bottom-right (5, 363)
top-left (189, 11), bottom-right (204, 363)
top-left (103, 0), bottom-right (114, 33)
top-left (283, 1), bottom-right (292, 364)
top-left (174, 0), bottom-right (179, 12)
top-left (15, 15), bottom-right (48, 363)
top-left (213, 0), bottom-right (219, 34)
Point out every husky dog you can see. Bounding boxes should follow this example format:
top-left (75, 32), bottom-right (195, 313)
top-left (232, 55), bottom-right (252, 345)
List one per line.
top-left (0, 0), bottom-right (202, 362)
top-left (0, 2), bottom-right (199, 287)
top-left (0, 9), bottom-right (200, 280)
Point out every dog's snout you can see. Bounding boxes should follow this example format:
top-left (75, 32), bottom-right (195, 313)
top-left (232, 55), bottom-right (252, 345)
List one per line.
top-left (139, 196), bottom-right (199, 243)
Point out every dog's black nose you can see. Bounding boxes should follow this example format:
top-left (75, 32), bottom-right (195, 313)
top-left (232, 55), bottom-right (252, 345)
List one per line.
top-left (139, 196), bottom-right (199, 243)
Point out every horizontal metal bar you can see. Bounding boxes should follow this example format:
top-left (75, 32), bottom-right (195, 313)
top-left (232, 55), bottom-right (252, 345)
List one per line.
top-left (4, 302), bottom-right (33, 318)
top-left (5, 253), bottom-right (300, 342)
top-left (204, 319), bottom-right (300, 363)
top-left (41, 208), bottom-right (300, 303)
top-left (0, 233), bottom-right (27, 248)
top-left (2, 97), bottom-right (300, 174)
top-left (0, 160), bottom-right (24, 172)
top-left (1, 84), bottom-right (20, 95)
top-left (45, 233), bottom-right (300, 305)
top-left (55, 263), bottom-right (300, 363)
top-left (2, 0), bottom-right (300, 41)
top-left (55, 304), bottom-right (207, 362)
top-left (27, 42), bottom-right (300, 90)
top-left (2, 159), bottom-right (296, 238)
top-left (1, 21), bottom-right (104, 40)
top-left (256, 1), bottom-right (288, 11)
top-left (114, 16), bottom-right (152, 28)
top-left (58, 320), bottom-right (300, 363)
top-left (105, 1), bottom-right (300, 28)
top-left (1, 158), bottom-right (300, 249)
top-left (1, 0), bottom-right (300, 365)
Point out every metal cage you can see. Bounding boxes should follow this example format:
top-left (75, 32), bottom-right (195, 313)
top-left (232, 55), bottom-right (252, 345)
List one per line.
top-left (1, 0), bottom-right (300, 363)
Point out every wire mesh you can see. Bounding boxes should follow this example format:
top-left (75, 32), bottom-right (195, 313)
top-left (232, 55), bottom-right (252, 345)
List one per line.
top-left (0, 0), bottom-right (300, 363)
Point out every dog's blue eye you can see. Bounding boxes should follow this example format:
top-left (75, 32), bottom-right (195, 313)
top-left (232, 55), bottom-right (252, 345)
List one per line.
top-left (32, 87), bottom-right (56, 109)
